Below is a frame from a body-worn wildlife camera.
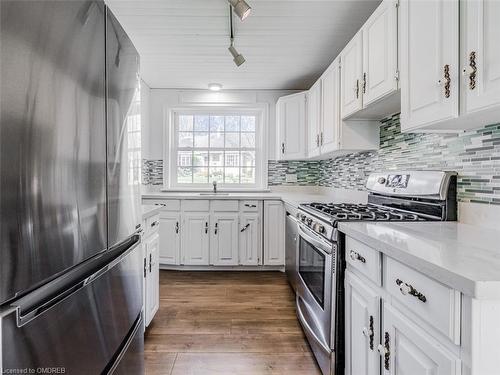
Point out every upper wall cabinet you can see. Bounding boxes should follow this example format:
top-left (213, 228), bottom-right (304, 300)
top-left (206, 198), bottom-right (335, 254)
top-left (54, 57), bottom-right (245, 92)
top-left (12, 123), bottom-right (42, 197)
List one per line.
top-left (400, 0), bottom-right (500, 132)
top-left (321, 58), bottom-right (341, 154)
top-left (276, 92), bottom-right (307, 160)
top-left (307, 79), bottom-right (322, 158)
top-left (341, 0), bottom-right (399, 120)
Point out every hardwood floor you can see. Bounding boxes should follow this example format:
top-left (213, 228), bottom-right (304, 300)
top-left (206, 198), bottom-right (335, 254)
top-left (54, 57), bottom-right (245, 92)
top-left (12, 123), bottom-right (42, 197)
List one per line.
top-left (144, 271), bottom-right (321, 375)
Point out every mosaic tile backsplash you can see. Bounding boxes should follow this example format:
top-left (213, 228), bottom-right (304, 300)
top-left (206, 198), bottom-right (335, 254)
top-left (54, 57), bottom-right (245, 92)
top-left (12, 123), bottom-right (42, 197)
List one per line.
top-left (143, 113), bottom-right (500, 204)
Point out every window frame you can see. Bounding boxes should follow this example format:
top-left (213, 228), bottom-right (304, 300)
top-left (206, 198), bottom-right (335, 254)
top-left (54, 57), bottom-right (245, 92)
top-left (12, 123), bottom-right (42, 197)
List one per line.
top-left (165, 105), bottom-right (268, 190)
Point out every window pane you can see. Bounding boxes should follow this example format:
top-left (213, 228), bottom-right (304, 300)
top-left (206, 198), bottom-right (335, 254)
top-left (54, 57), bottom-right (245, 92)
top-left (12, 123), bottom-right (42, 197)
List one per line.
top-left (194, 132), bottom-right (208, 148)
top-left (193, 151), bottom-right (208, 166)
top-left (179, 115), bottom-right (193, 131)
top-left (225, 151), bottom-right (239, 167)
top-left (177, 151), bottom-right (192, 166)
top-left (241, 133), bottom-right (255, 148)
top-left (241, 116), bottom-right (256, 131)
top-left (210, 116), bottom-right (224, 132)
top-left (224, 167), bottom-right (240, 183)
top-left (241, 167), bottom-right (255, 183)
top-left (225, 132), bottom-right (239, 148)
top-left (177, 167), bottom-right (192, 183)
top-left (194, 115), bottom-right (209, 131)
top-left (225, 116), bottom-right (240, 131)
top-left (193, 167), bottom-right (208, 183)
top-left (210, 132), bottom-right (224, 148)
top-left (209, 151), bottom-right (223, 166)
top-left (209, 167), bottom-right (224, 183)
top-left (241, 151), bottom-right (255, 166)
top-left (178, 132), bottom-right (193, 147)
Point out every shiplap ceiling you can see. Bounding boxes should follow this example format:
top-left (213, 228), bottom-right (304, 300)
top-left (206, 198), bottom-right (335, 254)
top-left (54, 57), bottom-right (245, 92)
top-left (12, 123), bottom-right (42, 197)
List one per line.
top-left (106, 0), bottom-right (381, 90)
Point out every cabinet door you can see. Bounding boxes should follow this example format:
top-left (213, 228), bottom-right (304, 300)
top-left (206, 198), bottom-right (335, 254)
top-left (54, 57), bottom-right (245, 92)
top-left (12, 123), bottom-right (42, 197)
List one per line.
top-left (277, 92), bottom-right (307, 160)
top-left (181, 212), bottom-right (210, 265)
top-left (307, 80), bottom-right (321, 158)
top-left (158, 212), bottom-right (180, 265)
top-left (239, 212), bottom-right (261, 266)
top-left (263, 201), bottom-right (285, 266)
top-left (381, 304), bottom-right (461, 375)
top-left (400, 0), bottom-right (459, 131)
top-left (345, 272), bottom-right (380, 375)
top-left (461, 0), bottom-right (500, 115)
top-left (210, 213), bottom-right (239, 266)
top-left (341, 31), bottom-right (363, 118)
top-left (321, 58), bottom-right (340, 154)
top-left (362, 0), bottom-right (398, 107)
top-left (145, 233), bottom-right (160, 327)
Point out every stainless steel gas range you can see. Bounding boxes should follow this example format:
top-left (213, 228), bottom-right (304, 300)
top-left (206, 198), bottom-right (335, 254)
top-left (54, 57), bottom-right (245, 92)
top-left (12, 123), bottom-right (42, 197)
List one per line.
top-left (289, 171), bottom-right (457, 375)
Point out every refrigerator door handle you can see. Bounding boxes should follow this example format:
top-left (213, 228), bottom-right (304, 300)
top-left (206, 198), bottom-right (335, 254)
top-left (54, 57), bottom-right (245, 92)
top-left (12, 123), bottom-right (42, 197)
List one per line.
top-left (13, 235), bottom-right (141, 328)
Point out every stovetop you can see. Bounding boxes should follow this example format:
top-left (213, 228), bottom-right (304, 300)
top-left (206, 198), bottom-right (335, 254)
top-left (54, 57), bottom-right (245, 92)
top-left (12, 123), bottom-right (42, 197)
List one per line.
top-left (300, 202), bottom-right (427, 225)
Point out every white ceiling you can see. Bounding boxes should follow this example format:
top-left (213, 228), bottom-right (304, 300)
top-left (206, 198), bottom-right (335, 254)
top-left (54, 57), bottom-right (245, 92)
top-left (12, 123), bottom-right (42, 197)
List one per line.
top-left (106, 0), bottom-right (381, 90)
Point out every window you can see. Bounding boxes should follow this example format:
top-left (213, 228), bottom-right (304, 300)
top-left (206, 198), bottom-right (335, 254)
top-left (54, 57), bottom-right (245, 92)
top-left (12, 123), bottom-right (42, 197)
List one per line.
top-left (127, 88), bottom-right (141, 186)
top-left (169, 110), bottom-right (264, 188)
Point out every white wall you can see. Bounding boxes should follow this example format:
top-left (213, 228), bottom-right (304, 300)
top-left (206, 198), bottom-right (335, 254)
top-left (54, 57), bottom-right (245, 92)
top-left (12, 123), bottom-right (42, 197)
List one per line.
top-left (145, 89), bottom-right (298, 161)
top-left (140, 79), bottom-right (151, 159)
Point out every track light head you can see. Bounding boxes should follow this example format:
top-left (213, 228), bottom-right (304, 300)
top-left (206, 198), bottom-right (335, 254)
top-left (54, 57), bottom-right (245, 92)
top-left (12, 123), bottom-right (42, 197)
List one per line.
top-left (228, 43), bottom-right (245, 67)
top-left (228, 0), bottom-right (251, 21)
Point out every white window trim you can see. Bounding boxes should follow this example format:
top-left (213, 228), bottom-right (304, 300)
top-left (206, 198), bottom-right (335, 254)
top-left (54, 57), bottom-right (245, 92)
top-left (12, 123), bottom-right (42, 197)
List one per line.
top-left (163, 104), bottom-right (269, 191)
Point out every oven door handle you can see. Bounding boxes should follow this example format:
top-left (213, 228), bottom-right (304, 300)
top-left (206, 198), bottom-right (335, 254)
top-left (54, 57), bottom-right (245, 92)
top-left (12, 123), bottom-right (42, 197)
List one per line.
top-left (298, 223), bottom-right (332, 254)
top-left (296, 295), bottom-right (330, 353)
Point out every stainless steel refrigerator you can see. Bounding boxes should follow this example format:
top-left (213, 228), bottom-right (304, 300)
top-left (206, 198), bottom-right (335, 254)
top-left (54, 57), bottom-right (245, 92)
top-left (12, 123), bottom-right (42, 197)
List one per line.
top-left (0, 1), bottom-right (144, 373)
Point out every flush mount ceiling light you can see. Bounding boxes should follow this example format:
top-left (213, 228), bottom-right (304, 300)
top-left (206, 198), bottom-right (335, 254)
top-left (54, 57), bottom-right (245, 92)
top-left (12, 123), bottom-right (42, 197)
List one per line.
top-left (208, 83), bottom-right (223, 91)
top-left (228, 0), bottom-right (251, 21)
top-left (228, 5), bottom-right (246, 67)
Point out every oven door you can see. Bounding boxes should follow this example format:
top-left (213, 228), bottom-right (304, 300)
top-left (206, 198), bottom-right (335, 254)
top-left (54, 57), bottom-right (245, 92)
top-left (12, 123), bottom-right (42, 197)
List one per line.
top-left (296, 223), bottom-right (333, 375)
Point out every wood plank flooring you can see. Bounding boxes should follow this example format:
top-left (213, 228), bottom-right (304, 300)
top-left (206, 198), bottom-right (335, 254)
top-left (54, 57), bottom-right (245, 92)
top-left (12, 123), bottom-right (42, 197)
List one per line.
top-left (144, 271), bottom-right (321, 375)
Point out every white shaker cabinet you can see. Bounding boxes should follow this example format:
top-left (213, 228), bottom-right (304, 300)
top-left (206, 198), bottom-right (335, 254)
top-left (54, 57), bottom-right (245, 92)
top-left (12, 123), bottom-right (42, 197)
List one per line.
top-left (400, 0), bottom-right (459, 131)
top-left (362, 0), bottom-right (398, 107)
top-left (210, 213), bottom-right (239, 266)
top-left (239, 212), bottom-right (261, 266)
top-left (263, 201), bottom-right (285, 266)
top-left (320, 58), bottom-right (341, 154)
top-left (307, 80), bottom-right (322, 158)
top-left (341, 31), bottom-right (363, 118)
top-left (345, 272), bottom-right (380, 375)
top-left (144, 232), bottom-right (160, 327)
top-left (381, 304), bottom-right (461, 375)
top-left (276, 92), bottom-right (307, 160)
top-left (461, 0), bottom-right (500, 116)
top-left (158, 212), bottom-right (180, 265)
top-left (181, 212), bottom-right (210, 265)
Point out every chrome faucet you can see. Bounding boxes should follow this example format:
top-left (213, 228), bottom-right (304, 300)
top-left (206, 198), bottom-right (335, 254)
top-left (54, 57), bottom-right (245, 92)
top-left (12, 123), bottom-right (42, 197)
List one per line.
top-left (212, 180), bottom-right (217, 194)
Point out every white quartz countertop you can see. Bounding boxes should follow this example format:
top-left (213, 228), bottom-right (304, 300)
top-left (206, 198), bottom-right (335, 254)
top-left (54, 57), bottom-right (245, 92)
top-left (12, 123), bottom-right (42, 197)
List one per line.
top-left (338, 221), bottom-right (500, 299)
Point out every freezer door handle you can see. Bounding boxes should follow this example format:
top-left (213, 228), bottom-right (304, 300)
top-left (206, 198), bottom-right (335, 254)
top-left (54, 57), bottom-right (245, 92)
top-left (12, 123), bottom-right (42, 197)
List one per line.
top-left (13, 235), bottom-right (141, 327)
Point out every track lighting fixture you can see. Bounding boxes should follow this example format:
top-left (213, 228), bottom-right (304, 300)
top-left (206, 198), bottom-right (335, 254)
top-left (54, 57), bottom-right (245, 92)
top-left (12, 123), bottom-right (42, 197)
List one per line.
top-left (228, 0), bottom-right (251, 21)
top-left (228, 5), bottom-right (245, 67)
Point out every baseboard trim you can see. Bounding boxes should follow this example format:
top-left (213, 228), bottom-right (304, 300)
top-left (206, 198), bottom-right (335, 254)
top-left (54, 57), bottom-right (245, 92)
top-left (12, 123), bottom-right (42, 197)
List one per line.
top-left (159, 265), bottom-right (285, 272)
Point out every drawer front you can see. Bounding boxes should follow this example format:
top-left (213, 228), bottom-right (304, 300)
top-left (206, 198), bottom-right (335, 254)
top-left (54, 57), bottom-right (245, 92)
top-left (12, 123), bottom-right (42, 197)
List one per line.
top-left (240, 200), bottom-right (261, 212)
top-left (144, 214), bottom-right (160, 237)
top-left (211, 200), bottom-right (239, 212)
top-left (182, 200), bottom-right (209, 212)
top-left (145, 199), bottom-right (180, 211)
top-left (385, 256), bottom-right (461, 343)
top-left (345, 237), bottom-right (382, 286)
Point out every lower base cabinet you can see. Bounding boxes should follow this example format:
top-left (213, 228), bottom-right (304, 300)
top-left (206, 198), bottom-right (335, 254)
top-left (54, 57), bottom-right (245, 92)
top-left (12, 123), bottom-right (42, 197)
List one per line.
top-left (263, 201), bottom-right (285, 265)
top-left (143, 228), bottom-right (160, 328)
top-left (382, 304), bottom-right (461, 375)
top-left (158, 212), bottom-right (180, 265)
top-left (239, 212), bottom-right (261, 265)
top-left (345, 271), bottom-right (380, 375)
top-left (181, 212), bottom-right (210, 265)
top-left (210, 212), bottom-right (239, 265)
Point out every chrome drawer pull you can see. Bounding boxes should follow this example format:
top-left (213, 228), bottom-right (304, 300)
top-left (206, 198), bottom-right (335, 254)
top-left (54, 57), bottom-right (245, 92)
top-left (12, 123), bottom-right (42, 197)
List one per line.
top-left (349, 250), bottom-right (366, 263)
top-left (396, 278), bottom-right (427, 303)
top-left (240, 223), bottom-right (250, 232)
top-left (244, 204), bottom-right (257, 208)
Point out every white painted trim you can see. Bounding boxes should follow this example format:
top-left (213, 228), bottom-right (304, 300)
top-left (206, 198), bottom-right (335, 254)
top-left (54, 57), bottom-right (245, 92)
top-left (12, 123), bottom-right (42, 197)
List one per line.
top-left (160, 264), bottom-right (284, 272)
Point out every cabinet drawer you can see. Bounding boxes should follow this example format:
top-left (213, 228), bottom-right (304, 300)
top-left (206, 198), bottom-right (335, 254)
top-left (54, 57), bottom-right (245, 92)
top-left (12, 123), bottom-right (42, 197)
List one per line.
top-left (345, 237), bottom-right (382, 286)
top-left (240, 200), bottom-right (261, 212)
top-left (151, 199), bottom-right (180, 211)
top-left (144, 214), bottom-right (160, 237)
top-left (385, 256), bottom-right (461, 344)
top-left (182, 200), bottom-right (209, 212)
top-left (211, 200), bottom-right (239, 212)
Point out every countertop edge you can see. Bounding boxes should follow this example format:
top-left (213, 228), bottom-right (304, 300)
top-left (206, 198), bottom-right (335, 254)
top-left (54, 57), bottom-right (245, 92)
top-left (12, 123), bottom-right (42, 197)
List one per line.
top-left (338, 222), bottom-right (500, 300)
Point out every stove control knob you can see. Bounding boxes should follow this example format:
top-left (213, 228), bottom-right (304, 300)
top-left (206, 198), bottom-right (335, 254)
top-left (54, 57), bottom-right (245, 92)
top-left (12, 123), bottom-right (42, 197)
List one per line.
top-left (317, 225), bottom-right (325, 234)
top-left (306, 218), bottom-right (313, 226)
top-left (300, 215), bottom-right (306, 222)
top-left (378, 177), bottom-right (386, 184)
